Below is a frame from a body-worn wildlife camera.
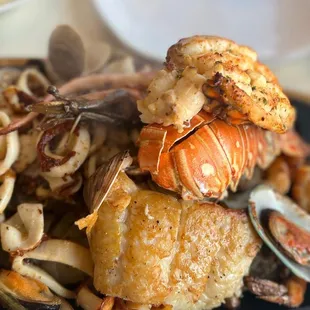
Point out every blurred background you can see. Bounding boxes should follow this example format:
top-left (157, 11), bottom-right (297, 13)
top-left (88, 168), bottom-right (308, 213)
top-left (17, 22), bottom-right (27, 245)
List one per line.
top-left (0, 0), bottom-right (310, 100)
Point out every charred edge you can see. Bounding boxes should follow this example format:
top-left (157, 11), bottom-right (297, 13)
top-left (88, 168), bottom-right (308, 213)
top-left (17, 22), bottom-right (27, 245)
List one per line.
top-left (37, 120), bottom-right (77, 172)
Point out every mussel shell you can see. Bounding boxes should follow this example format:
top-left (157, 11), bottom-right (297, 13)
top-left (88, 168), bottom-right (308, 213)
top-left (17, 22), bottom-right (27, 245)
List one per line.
top-left (84, 41), bottom-right (111, 74)
top-left (0, 270), bottom-right (61, 310)
top-left (248, 184), bottom-right (310, 281)
top-left (269, 210), bottom-right (310, 266)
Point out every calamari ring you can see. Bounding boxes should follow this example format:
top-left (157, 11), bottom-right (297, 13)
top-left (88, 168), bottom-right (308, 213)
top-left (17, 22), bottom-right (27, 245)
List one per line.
top-left (13, 130), bottom-right (38, 173)
top-left (37, 121), bottom-right (90, 177)
top-left (17, 68), bottom-right (50, 97)
top-left (0, 111), bottom-right (20, 175)
top-left (0, 169), bottom-right (16, 213)
top-left (1, 203), bottom-right (44, 253)
top-left (42, 172), bottom-right (83, 197)
top-left (12, 239), bottom-right (93, 298)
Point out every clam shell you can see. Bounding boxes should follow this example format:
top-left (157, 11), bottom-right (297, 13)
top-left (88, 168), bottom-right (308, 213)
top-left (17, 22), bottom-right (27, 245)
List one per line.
top-left (248, 184), bottom-right (310, 281)
top-left (103, 56), bottom-right (135, 74)
top-left (84, 41), bottom-right (111, 74)
top-left (83, 151), bottom-right (132, 213)
top-left (48, 25), bottom-right (86, 81)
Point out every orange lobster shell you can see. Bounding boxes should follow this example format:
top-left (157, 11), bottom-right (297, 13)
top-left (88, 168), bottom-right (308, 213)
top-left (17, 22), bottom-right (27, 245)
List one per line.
top-left (138, 111), bottom-right (309, 200)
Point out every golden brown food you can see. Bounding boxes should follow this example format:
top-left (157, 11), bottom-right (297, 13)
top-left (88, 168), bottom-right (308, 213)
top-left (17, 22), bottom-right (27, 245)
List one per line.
top-left (264, 156), bottom-right (291, 195)
top-left (292, 165), bottom-right (310, 213)
top-left (88, 172), bottom-right (261, 309)
top-left (138, 36), bottom-right (295, 133)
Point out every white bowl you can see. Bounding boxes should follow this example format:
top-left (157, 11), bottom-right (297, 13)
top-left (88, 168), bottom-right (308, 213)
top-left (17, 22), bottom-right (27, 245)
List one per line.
top-left (93, 0), bottom-right (310, 62)
top-left (0, 0), bottom-right (31, 14)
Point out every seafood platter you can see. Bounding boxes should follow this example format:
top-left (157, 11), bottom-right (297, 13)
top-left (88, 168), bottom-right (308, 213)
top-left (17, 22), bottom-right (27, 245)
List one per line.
top-left (0, 25), bottom-right (309, 309)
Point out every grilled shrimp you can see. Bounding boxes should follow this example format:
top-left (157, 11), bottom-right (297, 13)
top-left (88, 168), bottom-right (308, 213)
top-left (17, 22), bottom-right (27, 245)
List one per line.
top-left (138, 36), bottom-right (295, 133)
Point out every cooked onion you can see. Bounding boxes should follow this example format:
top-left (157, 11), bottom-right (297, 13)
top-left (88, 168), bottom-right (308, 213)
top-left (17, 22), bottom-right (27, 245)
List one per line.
top-left (1, 203), bottom-right (44, 252)
top-left (0, 111), bottom-right (20, 175)
top-left (12, 239), bottom-right (93, 298)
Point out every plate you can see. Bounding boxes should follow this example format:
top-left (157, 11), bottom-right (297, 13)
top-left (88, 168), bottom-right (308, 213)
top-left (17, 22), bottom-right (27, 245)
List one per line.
top-left (0, 0), bottom-right (31, 14)
top-left (93, 0), bottom-right (310, 62)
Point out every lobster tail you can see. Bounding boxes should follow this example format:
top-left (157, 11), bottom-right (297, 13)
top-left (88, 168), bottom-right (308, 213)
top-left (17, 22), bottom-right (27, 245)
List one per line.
top-left (138, 111), bottom-right (288, 200)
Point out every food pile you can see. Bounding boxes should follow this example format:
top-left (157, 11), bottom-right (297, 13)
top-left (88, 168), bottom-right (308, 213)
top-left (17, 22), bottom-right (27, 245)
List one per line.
top-left (0, 28), bottom-right (309, 310)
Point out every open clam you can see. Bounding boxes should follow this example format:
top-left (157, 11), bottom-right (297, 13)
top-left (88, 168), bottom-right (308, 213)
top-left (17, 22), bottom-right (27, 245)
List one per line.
top-left (248, 184), bottom-right (310, 281)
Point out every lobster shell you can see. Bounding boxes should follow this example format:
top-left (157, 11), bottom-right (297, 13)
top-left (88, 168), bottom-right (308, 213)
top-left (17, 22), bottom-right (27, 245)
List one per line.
top-left (138, 111), bottom-right (306, 200)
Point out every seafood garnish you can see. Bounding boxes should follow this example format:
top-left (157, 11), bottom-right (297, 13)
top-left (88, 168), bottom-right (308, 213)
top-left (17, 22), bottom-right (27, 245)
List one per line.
top-left (248, 184), bottom-right (310, 281)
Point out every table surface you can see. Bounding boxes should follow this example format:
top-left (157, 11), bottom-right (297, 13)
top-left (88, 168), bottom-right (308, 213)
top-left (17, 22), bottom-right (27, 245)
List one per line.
top-left (0, 0), bottom-right (310, 100)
